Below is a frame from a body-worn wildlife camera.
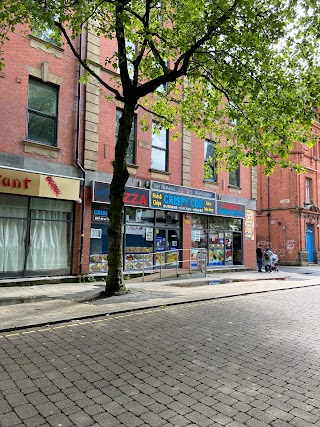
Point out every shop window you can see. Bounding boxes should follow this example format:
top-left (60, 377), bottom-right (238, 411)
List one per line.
top-left (305, 178), bottom-right (311, 204)
top-left (0, 195), bottom-right (28, 275)
top-left (27, 199), bottom-right (73, 273)
top-left (0, 195), bottom-right (72, 277)
top-left (90, 204), bottom-right (109, 273)
top-left (204, 140), bottom-right (217, 182)
top-left (156, 210), bottom-right (179, 225)
top-left (208, 230), bottom-right (225, 266)
top-left (125, 225), bottom-right (154, 270)
top-left (124, 207), bottom-right (155, 270)
top-left (27, 78), bottom-right (58, 147)
top-left (192, 214), bottom-right (208, 229)
top-left (229, 165), bottom-right (240, 187)
top-left (225, 218), bottom-right (242, 231)
top-left (208, 216), bottom-right (224, 230)
top-left (191, 229), bottom-right (208, 249)
top-left (116, 109), bottom-right (136, 164)
top-left (151, 122), bottom-right (168, 171)
top-left (125, 207), bottom-right (154, 223)
top-left (191, 215), bottom-right (243, 267)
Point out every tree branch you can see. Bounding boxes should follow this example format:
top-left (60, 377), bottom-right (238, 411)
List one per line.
top-left (137, 102), bottom-right (174, 124)
top-left (55, 21), bottom-right (123, 100)
top-left (115, 1), bottom-right (135, 102)
top-left (172, 0), bottom-right (240, 75)
top-left (136, 0), bottom-right (240, 99)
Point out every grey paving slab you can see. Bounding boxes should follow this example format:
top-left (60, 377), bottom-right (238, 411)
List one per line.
top-left (3, 279), bottom-right (315, 426)
top-left (0, 268), bottom-right (319, 332)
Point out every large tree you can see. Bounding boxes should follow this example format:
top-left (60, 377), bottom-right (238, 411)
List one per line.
top-left (1, 0), bottom-right (320, 294)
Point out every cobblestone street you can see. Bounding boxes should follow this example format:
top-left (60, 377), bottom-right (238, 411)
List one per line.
top-left (1, 285), bottom-right (320, 427)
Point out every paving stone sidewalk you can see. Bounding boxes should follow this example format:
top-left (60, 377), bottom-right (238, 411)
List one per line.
top-left (0, 268), bottom-right (319, 332)
top-left (1, 282), bottom-right (320, 427)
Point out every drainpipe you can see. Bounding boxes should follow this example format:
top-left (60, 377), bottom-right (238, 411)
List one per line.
top-left (75, 30), bottom-right (86, 275)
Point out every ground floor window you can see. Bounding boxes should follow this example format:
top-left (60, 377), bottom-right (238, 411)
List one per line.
top-left (191, 214), bottom-right (243, 266)
top-left (89, 204), bottom-right (243, 272)
top-left (0, 194), bottom-right (73, 277)
top-left (89, 205), bottom-right (181, 272)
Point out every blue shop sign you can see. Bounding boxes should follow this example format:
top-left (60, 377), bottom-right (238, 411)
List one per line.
top-left (92, 208), bottom-right (108, 222)
top-left (151, 190), bottom-right (215, 214)
top-left (216, 201), bottom-right (246, 218)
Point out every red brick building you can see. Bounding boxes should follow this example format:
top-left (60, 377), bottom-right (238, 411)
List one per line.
top-left (0, 25), bottom-right (257, 279)
top-left (256, 121), bottom-right (320, 265)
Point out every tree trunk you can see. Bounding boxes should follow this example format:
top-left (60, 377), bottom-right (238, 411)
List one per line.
top-left (104, 103), bottom-right (135, 295)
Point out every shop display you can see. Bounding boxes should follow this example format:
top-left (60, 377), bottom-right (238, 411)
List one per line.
top-left (155, 251), bottom-right (165, 266)
top-left (125, 249), bottom-right (153, 270)
top-left (89, 254), bottom-right (108, 272)
top-left (225, 249), bottom-right (232, 264)
top-left (208, 248), bottom-right (224, 265)
top-left (167, 250), bottom-right (179, 265)
top-left (191, 248), bottom-right (208, 268)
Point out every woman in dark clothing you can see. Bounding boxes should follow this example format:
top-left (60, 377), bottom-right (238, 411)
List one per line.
top-left (256, 244), bottom-right (263, 272)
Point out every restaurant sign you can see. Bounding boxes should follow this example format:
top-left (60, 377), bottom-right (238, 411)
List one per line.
top-left (0, 168), bottom-right (80, 201)
top-left (150, 191), bottom-right (216, 214)
top-left (92, 181), bottom-right (149, 208)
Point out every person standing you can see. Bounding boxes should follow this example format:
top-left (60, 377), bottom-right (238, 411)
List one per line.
top-left (256, 244), bottom-right (263, 272)
top-left (263, 247), bottom-right (274, 272)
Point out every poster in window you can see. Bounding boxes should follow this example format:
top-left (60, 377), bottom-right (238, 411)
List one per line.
top-left (191, 230), bottom-right (201, 242)
top-left (145, 227), bottom-right (153, 241)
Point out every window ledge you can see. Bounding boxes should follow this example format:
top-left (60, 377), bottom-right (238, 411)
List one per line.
top-left (204, 180), bottom-right (218, 189)
top-left (111, 161), bottom-right (138, 168)
top-left (127, 163), bottom-right (139, 176)
top-left (149, 168), bottom-right (170, 176)
top-left (22, 140), bottom-right (60, 158)
top-left (149, 168), bottom-right (171, 181)
top-left (228, 185), bottom-right (242, 194)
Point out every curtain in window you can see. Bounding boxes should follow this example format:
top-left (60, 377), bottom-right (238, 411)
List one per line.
top-left (0, 207), bottom-right (27, 273)
top-left (26, 210), bottom-right (70, 272)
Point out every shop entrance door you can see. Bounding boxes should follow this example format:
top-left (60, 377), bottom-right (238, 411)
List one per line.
top-left (233, 233), bottom-right (242, 265)
top-left (155, 228), bottom-right (180, 267)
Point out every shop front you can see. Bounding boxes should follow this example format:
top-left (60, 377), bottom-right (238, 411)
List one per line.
top-left (90, 180), bottom-right (246, 272)
top-left (191, 215), bottom-right (243, 267)
top-left (198, 201), bottom-right (245, 267)
top-left (90, 181), bottom-right (181, 272)
top-left (0, 168), bottom-right (81, 278)
top-left (150, 183), bottom-right (246, 268)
